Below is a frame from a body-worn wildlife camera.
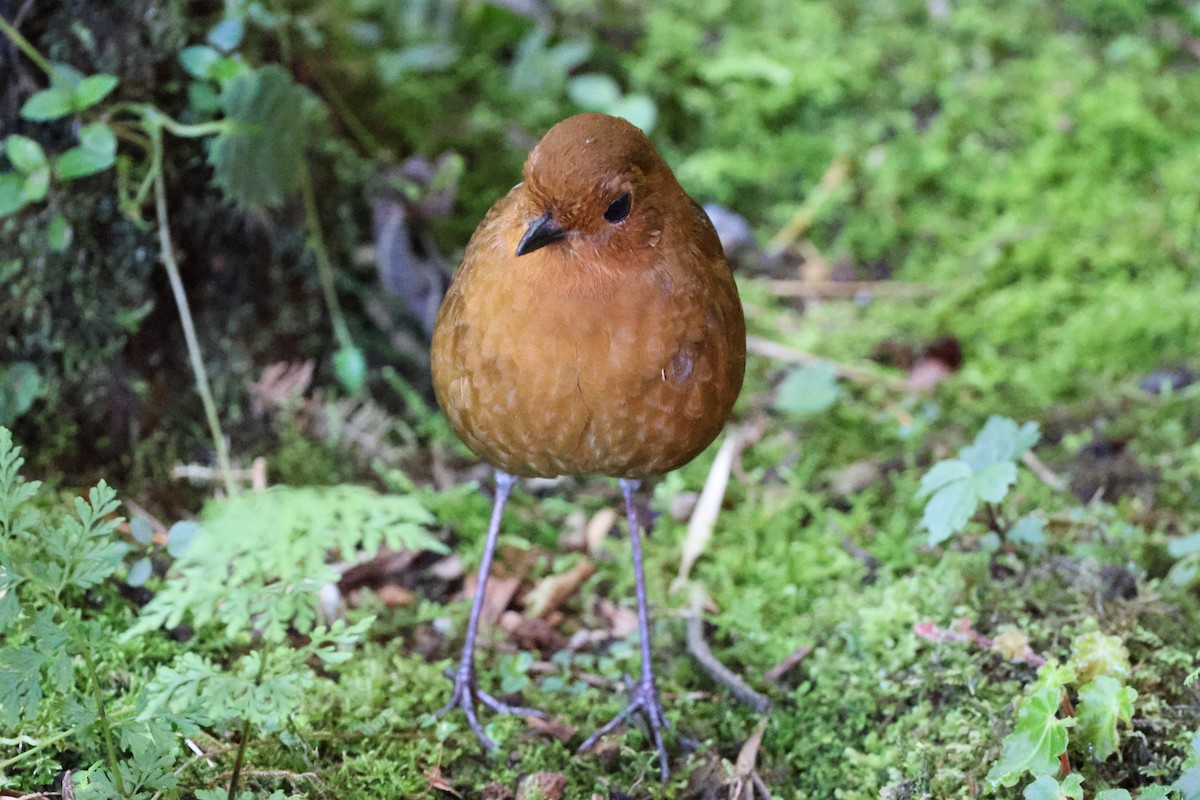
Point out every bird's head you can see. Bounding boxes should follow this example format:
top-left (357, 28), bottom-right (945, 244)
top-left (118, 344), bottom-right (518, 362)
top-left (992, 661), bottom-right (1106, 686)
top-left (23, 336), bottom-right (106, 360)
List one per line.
top-left (516, 113), bottom-right (674, 259)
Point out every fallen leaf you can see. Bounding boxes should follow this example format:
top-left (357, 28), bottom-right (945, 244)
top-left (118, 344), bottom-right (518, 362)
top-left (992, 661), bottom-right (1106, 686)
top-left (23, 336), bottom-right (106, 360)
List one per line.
top-left (425, 766), bottom-right (462, 798)
top-left (515, 771), bottom-right (568, 800)
top-left (523, 558), bottom-right (596, 619)
top-left (763, 643), bottom-right (812, 684)
top-left (375, 584), bottom-right (417, 607)
top-left (585, 507), bottom-right (618, 555)
top-left (523, 715), bottom-right (576, 743)
top-left (596, 598), bottom-right (638, 639)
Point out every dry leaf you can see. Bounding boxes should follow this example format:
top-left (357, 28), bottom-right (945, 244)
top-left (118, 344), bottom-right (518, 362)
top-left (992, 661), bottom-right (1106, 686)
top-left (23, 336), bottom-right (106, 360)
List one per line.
top-left (523, 558), bottom-right (596, 619)
top-left (425, 766), bottom-right (462, 798)
top-left (523, 715), bottom-right (576, 743)
top-left (585, 507), bottom-right (618, 555)
top-left (516, 771), bottom-right (568, 800)
top-left (596, 598), bottom-right (638, 639)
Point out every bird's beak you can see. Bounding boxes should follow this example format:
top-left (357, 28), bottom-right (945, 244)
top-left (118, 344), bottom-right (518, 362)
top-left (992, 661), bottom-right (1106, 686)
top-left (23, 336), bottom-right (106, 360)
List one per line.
top-left (516, 210), bottom-right (567, 256)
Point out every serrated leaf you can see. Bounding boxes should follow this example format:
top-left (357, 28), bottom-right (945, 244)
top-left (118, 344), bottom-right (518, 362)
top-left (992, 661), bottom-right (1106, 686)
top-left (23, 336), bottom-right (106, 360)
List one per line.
top-left (6, 135), bottom-right (48, 173)
top-left (774, 363), bottom-right (842, 417)
top-left (207, 17), bottom-right (245, 52)
top-left (920, 476), bottom-right (979, 546)
top-left (974, 461), bottom-right (1018, 503)
top-left (1076, 675), bottom-right (1136, 760)
top-left (986, 686), bottom-right (1071, 788)
top-left (1093, 790), bottom-right (1132, 800)
top-left (71, 74), bottom-right (119, 110)
top-left (0, 646), bottom-right (46, 727)
top-left (960, 416), bottom-right (1041, 471)
top-left (180, 45), bottom-right (222, 79)
top-left (1023, 774), bottom-right (1083, 800)
top-left (1137, 787), bottom-right (1173, 800)
top-left (20, 86), bottom-right (73, 120)
top-left (1009, 514), bottom-right (1046, 545)
top-left (0, 172), bottom-right (27, 216)
top-left (209, 65), bottom-right (324, 208)
top-left (1069, 631), bottom-right (1131, 684)
top-left (916, 459), bottom-right (972, 497)
top-left (568, 73), bottom-right (622, 110)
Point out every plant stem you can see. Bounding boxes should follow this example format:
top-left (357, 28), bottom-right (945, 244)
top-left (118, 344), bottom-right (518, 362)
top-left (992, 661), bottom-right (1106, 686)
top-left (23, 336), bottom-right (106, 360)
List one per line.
top-left (0, 14), bottom-right (56, 79)
top-left (227, 648), bottom-right (270, 799)
top-left (0, 727), bottom-right (78, 770)
top-left (149, 121), bottom-right (237, 497)
top-left (299, 162), bottom-right (352, 347)
top-left (79, 637), bottom-right (127, 798)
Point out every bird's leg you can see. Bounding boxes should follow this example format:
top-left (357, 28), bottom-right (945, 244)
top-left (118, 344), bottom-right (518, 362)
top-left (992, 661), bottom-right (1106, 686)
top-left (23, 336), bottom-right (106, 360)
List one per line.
top-left (578, 477), bottom-right (671, 781)
top-left (437, 470), bottom-right (543, 749)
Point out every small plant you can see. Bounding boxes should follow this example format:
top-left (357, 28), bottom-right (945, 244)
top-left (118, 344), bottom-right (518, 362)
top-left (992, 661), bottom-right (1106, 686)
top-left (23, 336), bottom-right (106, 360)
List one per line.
top-left (915, 415), bottom-right (1042, 546)
top-left (984, 628), bottom-right (1186, 798)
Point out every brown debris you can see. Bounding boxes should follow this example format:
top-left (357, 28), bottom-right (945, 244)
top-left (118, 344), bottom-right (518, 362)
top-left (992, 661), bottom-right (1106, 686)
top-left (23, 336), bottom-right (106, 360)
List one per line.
top-left (523, 558), bottom-right (597, 619)
top-left (515, 771), bottom-right (568, 800)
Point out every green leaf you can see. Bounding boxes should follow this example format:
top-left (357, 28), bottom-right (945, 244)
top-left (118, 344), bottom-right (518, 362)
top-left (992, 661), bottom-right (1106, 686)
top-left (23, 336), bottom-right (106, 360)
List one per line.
top-left (20, 166), bottom-right (49, 203)
top-left (47, 213), bottom-right (73, 252)
top-left (1094, 790), bottom-right (1132, 800)
top-left (1076, 675), bottom-right (1136, 760)
top-left (0, 173), bottom-right (27, 216)
top-left (1069, 631), bottom-right (1131, 684)
top-left (0, 646), bottom-right (46, 727)
top-left (207, 17), bottom-right (245, 52)
top-left (960, 416), bottom-right (1041, 471)
top-left (1009, 514), bottom-right (1047, 545)
top-left (5, 135), bottom-right (48, 174)
top-left (1023, 774), bottom-right (1083, 800)
top-left (209, 65), bottom-right (325, 208)
top-left (333, 344), bottom-right (367, 394)
top-left (1137, 787), bottom-right (1173, 800)
top-left (180, 45), bottom-right (221, 79)
top-left (0, 362), bottom-right (47, 426)
top-left (55, 123), bottom-right (117, 180)
top-left (127, 557), bottom-right (153, 587)
top-left (568, 73), bottom-right (622, 110)
top-left (610, 93), bottom-right (658, 133)
top-left (70, 73), bottom-right (119, 110)
top-left (78, 122), bottom-right (117, 157)
top-left (986, 686), bottom-right (1072, 788)
top-left (1174, 761), bottom-right (1200, 799)
top-left (1168, 532), bottom-right (1200, 558)
top-left (130, 516), bottom-right (154, 544)
top-left (974, 461), bottom-right (1018, 502)
top-left (166, 520), bottom-right (199, 557)
top-left (20, 86), bottom-right (73, 120)
top-left (774, 363), bottom-right (842, 417)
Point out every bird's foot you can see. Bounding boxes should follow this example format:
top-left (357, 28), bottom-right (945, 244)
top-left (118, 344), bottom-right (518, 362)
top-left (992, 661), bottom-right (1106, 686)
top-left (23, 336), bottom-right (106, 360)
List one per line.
top-left (577, 677), bottom-right (671, 781)
top-left (436, 664), bottom-right (545, 750)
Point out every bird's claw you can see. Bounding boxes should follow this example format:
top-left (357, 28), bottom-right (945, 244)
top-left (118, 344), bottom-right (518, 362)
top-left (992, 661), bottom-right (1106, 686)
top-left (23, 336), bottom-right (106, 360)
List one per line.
top-left (436, 665), bottom-right (545, 750)
top-left (577, 678), bottom-right (671, 781)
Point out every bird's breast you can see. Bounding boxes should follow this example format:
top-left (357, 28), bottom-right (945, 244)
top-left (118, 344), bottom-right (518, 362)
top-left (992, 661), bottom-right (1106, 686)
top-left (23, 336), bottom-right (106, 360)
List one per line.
top-left (432, 249), bottom-right (744, 479)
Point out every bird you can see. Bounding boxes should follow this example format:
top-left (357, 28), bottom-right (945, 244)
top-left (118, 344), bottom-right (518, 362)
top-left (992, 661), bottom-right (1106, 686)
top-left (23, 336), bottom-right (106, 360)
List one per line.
top-left (429, 112), bottom-right (745, 780)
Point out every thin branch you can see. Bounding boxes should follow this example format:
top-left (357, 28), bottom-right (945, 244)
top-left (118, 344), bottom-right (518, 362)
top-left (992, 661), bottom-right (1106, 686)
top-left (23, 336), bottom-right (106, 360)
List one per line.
top-left (684, 586), bottom-right (771, 713)
top-left (150, 122), bottom-right (236, 496)
top-left (746, 334), bottom-right (907, 390)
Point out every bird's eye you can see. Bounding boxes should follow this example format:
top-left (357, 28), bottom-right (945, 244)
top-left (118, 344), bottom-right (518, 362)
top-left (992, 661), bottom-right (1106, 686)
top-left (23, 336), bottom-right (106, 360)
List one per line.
top-left (603, 192), bottom-right (631, 223)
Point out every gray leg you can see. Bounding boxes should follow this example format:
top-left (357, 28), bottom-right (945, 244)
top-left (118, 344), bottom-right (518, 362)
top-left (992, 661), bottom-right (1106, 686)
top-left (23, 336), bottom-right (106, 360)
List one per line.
top-left (436, 470), bottom-right (543, 748)
top-left (577, 478), bottom-right (671, 780)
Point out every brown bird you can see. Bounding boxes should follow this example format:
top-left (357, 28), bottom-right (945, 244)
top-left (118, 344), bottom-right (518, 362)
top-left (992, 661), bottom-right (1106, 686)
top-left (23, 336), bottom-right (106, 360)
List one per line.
top-left (430, 112), bottom-right (745, 779)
